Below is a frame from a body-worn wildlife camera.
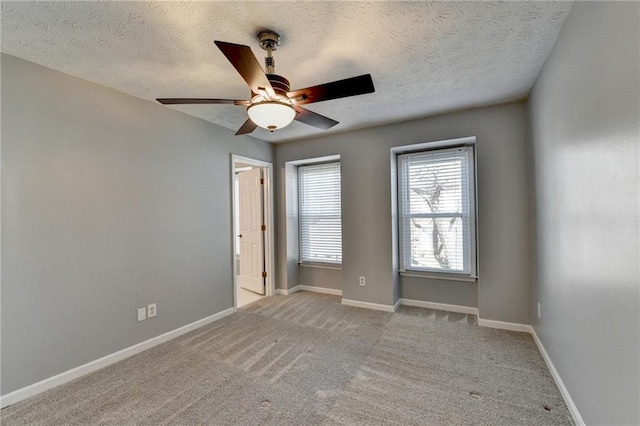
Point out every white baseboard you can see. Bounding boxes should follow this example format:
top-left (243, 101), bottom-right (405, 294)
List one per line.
top-left (298, 285), bottom-right (342, 296)
top-left (399, 298), bottom-right (478, 315)
top-left (275, 286), bottom-right (301, 296)
top-left (0, 307), bottom-right (236, 409)
top-left (393, 299), bottom-right (401, 312)
top-left (276, 285), bottom-right (342, 296)
top-left (530, 328), bottom-right (585, 426)
top-left (341, 298), bottom-right (397, 312)
top-left (477, 317), bottom-right (533, 333)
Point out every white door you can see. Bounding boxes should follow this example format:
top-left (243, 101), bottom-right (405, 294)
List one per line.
top-left (238, 168), bottom-right (265, 295)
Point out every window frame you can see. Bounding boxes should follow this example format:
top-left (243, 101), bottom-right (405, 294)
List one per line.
top-left (395, 140), bottom-right (478, 280)
top-left (297, 160), bottom-right (343, 266)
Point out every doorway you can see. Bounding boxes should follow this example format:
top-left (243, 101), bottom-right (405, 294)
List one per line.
top-left (231, 155), bottom-right (274, 309)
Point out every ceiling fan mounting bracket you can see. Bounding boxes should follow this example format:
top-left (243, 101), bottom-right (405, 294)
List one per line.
top-left (257, 30), bottom-right (281, 51)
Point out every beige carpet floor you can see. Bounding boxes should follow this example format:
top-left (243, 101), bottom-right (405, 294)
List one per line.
top-left (1, 292), bottom-right (573, 425)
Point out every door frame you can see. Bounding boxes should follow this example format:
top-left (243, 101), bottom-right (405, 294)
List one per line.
top-left (230, 154), bottom-right (275, 309)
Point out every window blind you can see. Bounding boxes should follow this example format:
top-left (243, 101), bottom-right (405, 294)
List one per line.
top-left (398, 146), bottom-right (475, 275)
top-left (298, 162), bottom-right (342, 264)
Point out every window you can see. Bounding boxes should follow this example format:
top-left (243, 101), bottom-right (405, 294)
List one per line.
top-left (397, 145), bottom-right (476, 276)
top-left (298, 162), bottom-right (342, 264)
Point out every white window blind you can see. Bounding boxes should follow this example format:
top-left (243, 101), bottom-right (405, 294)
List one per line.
top-left (298, 162), bottom-right (342, 264)
top-left (398, 146), bottom-right (476, 275)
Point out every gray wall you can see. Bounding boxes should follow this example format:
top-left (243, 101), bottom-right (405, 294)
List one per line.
top-left (401, 277), bottom-right (477, 307)
top-left (528, 3), bottom-right (639, 425)
top-left (1, 54), bottom-right (273, 395)
top-left (299, 267), bottom-right (342, 291)
top-left (275, 102), bottom-right (531, 322)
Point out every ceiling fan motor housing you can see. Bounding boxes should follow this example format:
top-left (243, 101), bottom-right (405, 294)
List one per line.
top-left (266, 74), bottom-right (290, 96)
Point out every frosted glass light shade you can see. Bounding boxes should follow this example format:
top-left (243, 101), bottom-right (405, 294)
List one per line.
top-left (247, 101), bottom-right (295, 131)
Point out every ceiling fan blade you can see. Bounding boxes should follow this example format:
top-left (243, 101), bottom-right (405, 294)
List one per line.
top-left (294, 106), bottom-right (339, 130)
top-left (214, 41), bottom-right (275, 97)
top-left (287, 74), bottom-right (375, 105)
top-left (235, 119), bottom-right (258, 135)
top-left (156, 98), bottom-right (249, 105)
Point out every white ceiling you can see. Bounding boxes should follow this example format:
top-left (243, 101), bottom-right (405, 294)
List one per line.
top-left (1, 1), bottom-right (572, 143)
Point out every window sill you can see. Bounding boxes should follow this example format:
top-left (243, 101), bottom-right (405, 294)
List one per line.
top-left (299, 263), bottom-right (342, 271)
top-left (400, 271), bottom-right (477, 282)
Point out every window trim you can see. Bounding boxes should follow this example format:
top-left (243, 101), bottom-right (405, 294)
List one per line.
top-left (393, 137), bottom-right (478, 281)
top-left (399, 271), bottom-right (477, 282)
top-left (297, 160), bottom-right (342, 266)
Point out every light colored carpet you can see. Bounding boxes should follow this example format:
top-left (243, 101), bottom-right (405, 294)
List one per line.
top-left (1, 292), bottom-right (572, 425)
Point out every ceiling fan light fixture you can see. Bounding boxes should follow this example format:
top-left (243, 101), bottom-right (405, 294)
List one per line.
top-left (247, 101), bottom-right (295, 132)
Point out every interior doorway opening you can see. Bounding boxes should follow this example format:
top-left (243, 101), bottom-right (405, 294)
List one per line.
top-left (231, 155), bottom-right (274, 309)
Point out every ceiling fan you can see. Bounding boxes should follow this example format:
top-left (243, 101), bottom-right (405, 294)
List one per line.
top-left (157, 30), bottom-right (375, 135)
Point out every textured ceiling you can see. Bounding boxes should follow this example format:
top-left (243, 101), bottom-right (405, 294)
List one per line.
top-left (1, 1), bottom-right (572, 143)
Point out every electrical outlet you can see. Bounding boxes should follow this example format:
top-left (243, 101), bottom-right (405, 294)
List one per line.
top-left (537, 302), bottom-right (541, 319)
top-left (137, 307), bottom-right (147, 322)
top-left (147, 303), bottom-right (157, 318)
top-left (359, 276), bottom-right (366, 286)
